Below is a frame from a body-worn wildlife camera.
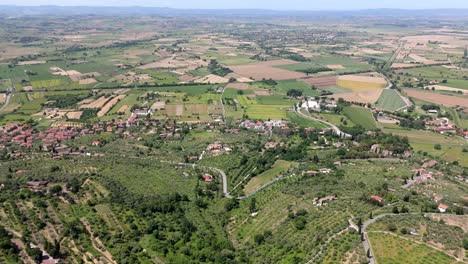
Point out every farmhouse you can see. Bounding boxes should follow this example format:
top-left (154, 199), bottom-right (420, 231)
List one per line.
top-left (370, 195), bottom-right (384, 203)
top-left (438, 204), bottom-right (449, 213)
top-left (26, 181), bottom-right (49, 192)
top-left (133, 108), bottom-right (153, 117)
top-left (314, 195), bottom-right (337, 206)
top-left (300, 100), bottom-right (320, 111)
top-left (207, 143), bottom-right (223, 151)
top-left (422, 160), bottom-right (438, 168)
top-left (202, 174), bottom-right (213, 182)
top-left (304, 170), bottom-right (319, 175)
top-left (264, 141), bottom-right (278, 149)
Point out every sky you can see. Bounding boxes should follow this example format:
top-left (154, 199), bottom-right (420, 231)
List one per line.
top-left (3, 0), bottom-right (468, 10)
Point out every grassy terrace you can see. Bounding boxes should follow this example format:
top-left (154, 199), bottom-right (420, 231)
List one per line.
top-left (369, 232), bottom-right (458, 264)
top-left (243, 160), bottom-right (297, 195)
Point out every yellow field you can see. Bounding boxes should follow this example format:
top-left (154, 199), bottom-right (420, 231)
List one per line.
top-left (337, 80), bottom-right (386, 92)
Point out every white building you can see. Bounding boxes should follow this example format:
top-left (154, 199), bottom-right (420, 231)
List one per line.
top-left (301, 100), bottom-right (320, 111)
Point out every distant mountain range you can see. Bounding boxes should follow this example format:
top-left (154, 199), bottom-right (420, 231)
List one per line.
top-left (1, 5), bottom-right (468, 18)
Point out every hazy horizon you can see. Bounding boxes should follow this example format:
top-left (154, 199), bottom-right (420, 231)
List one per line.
top-left (3, 0), bottom-right (468, 11)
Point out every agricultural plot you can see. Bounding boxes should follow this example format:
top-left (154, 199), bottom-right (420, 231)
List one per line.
top-left (375, 89), bottom-right (408, 111)
top-left (310, 55), bottom-right (372, 74)
top-left (31, 79), bottom-right (66, 89)
top-left (273, 80), bottom-right (320, 97)
top-left (404, 89), bottom-right (468, 108)
top-left (275, 62), bottom-right (332, 74)
top-left (97, 95), bottom-right (126, 117)
top-left (300, 76), bottom-right (337, 89)
top-left (368, 232), bottom-right (457, 264)
top-left (342, 106), bottom-right (377, 129)
top-left (201, 52), bottom-right (255, 66)
top-left (229, 64), bottom-right (306, 81)
top-left (337, 78), bottom-right (386, 92)
top-left (331, 89), bottom-right (383, 104)
top-left (243, 160), bottom-right (297, 195)
top-left (287, 112), bottom-right (328, 128)
top-left (383, 127), bottom-right (468, 166)
top-left (245, 105), bottom-right (289, 120)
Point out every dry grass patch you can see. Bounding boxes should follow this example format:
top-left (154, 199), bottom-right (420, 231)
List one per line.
top-left (300, 76), bottom-right (337, 88)
top-left (254, 90), bottom-right (270, 96)
top-left (66, 111), bottom-right (83, 119)
top-left (79, 78), bottom-right (97, 85)
top-left (117, 105), bottom-right (130, 113)
top-left (150, 101), bottom-right (166, 110)
top-left (194, 74), bottom-right (229, 84)
top-left (391, 63), bottom-right (420, 69)
top-left (337, 80), bottom-right (385, 92)
top-left (226, 83), bottom-right (249, 90)
top-left (98, 95), bottom-right (126, 117)
top-left (80, 96), bottom-right (110, 109)
top-left (338, 74), bottom-right (387, 84)
top-left (327, 64), bottom-right (345, 69)
top-left (17, 60), bottom-right (46, 65)
top-left (331, 89), bottom-right (384, 104)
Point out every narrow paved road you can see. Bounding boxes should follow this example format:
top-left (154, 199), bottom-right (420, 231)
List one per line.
top-left (360, 212), bottom-right (460, 264)
top-left (0, 84), bottom-right (13, 112)
top-left (295, 108), bottom-right (351, 138)
top-left (360, 213), bottom-right (394, 264)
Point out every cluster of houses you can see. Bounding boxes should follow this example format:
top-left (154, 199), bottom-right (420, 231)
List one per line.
top-left (369, 144), bottom-right (413, 158)
top-left (313, 195), bottom-right (337, 206)
top-left (303, 168), bottom-right (332, 176)
top-left (424, 117), bottom-right (468, 138)
top-left (264, 141), bottom-right (284, 150)
top-left (240, 120), bottom-right (289, 132)
top-left (26, 181), bottom-right (49, 192)
top-left (206, 142), bottom-right (232, 156)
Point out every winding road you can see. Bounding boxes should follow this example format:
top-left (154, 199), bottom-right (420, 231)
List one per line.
top-left (0, 84), bottom-right (13, 112)
top-left (295, 108), bottom-right (352, 138)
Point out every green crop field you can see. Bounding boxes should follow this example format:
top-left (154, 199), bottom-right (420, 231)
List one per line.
top-left (342, 106), bottom-right (377, 129)
top-left (272, 80), bottom-right (321, 97)
top-left (243, 160), bottom-right (296, 194)
top-left (383, 127), bottom-right (468, 166)
top-left (245, 105), bottom-right (289, 119)
top-left (376, 89), bottom-right (407, 111)
top-left (368, 232), bottom-right (457, 264)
